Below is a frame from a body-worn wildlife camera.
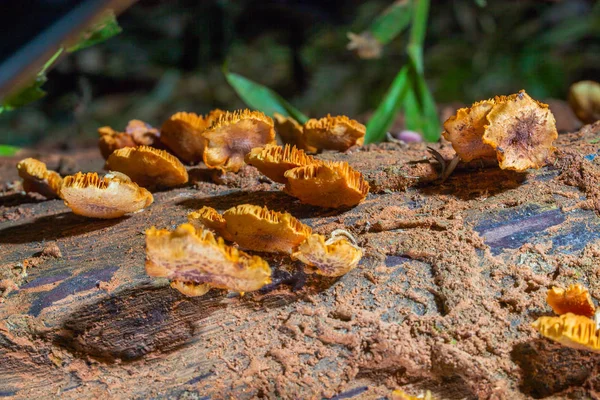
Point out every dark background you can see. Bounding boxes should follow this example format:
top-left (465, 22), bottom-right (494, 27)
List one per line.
top-left (1, 0), bottom-right (598, 147)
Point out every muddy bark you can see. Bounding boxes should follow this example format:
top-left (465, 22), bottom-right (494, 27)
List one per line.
top-left (1, 122), bottom-right (600, 399)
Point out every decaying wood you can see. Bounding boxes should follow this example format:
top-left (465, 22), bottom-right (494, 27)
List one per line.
top-left (1, 122), bottom-right (600, 399)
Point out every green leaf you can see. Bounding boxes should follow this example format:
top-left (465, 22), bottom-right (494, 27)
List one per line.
top-left (0, 48), bottom-right (63, 113)
top-left (369, 0), bottom-right (413, 45)
top-left (0, 76), bottom-right (47, 113)
top-left (0, 145), bottom-right (21, 156)
top-left (407, 0), bottom-right (431, 73)
top-left (408, 54), bottom-right (441, 142)
top-left (224, 70), bottom-right (309, 123)
top-left (66, 10), bottom-right (122, 53)
top-left (365, 66), bottom-right (410, 144)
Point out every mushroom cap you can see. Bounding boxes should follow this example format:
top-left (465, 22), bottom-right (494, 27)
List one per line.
top-left (273, 113), bottom-right (316, 152)
top-left (283, 161), bottom-right (369, 208)
top-left (292, 233), bottom-right (362, 277)
top-left (482, 90), bottom-right (558, 171)
top-left (222, 204), bottom-right (312, 254)
top-left (105, 145), bottom-right (188, 188)
top-left (60, 172), bottom-right (153, 219)
top-left (244, 144), bottom-right (315, 183)
top-left (98, 126), bottom-right (137, 159)
top-left (170, 280), bottom-right (212, 297)
top-left (145, 223), bottom-right (272, 293)
top-left (187, 206), bottom-right (233, 241)
top-left (203, 109), bottom-right (276, 172)
top-left (160, 112), bottom-right (208, 164)
top-left (532, 313), bottom-right (600, 353)
top-left (568, 80), bottom-right (600, 124)
top-left (16, 158), bottom-right (62, 198)
top-left (546, 284), bottom-right (595, 318)
top-left (442, 99), bottom-right (496, 162)
top-left (303, 114), bottom-right (366, 151)
top-left (124, 119), bottom-right (161, 145)
top-left (391, 389), bottom-right (435, 400)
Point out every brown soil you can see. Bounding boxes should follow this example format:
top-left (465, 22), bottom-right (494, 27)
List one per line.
top-left (1, 122), bottom-right (600, 399)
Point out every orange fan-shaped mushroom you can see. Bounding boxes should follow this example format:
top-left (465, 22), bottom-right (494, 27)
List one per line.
top-left (60, 172), bottom-right (153, 218)
top-left (546, 284), bottom-right (595, 318)
top-left (284, 161), bottom-right (369, 208)
top-left (483, 90), bottom-right (558, 171)
top-left (145, 223), bottom-right (271, 294)
top-left (203, 109), bottom-right (276, 173)
top-left (222, 204), bottom-right (312, 254)
top-left (160, 112), bottom-right (208, 164)
top-left (187, 206), bottom-right (233, 241)
top-left (105, 145), bottom-right (188, 188)
top-left (292, 232), bottom-right (362, 277)
top-left (98, 120), bottom-right (160, 159)
top-left (532, 312), bottom-right (600, 353)
top-left (16, 158), bottom-right (62, 199)
top-left (442, 99), bottom-right (496, 162)
top-left (245, 144), bottom-right (315, 183)
top-left (170, 280), bottom-right (212, 297)
top-left (391, 389), bottom-right (435, 400)
top-left (303, 114), bottom-right (366, 152)
top-left (273, 113), bottom-right (316, 152)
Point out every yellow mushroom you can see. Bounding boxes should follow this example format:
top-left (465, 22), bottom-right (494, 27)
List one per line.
top-left (284, 161), bottom-right (369, 208)
top-left (244, 144), bottom-right (315, 183)
top-left (97, 119), bottom-right (160, 159)
top-left (145, 223), bottom-right (271, 294)
top-left (546, 284), bottom-right (595, 318)
top-left (222, 204), bottom-right (312, 254)
top-left (60, 172), bottom-right (153, 218)
top-left (105, 145), bottom-right (188, 188)
top-left (187, 206), bottom-right (233, 241)
top-left (16, 158), bottom-right (62, 199)
top-left (442, 99), bottom-right (497, 162)
top-left (303, 114), bottom-right (366, 151)
top-left (292, 231), bottom-right (362, 277)
top-left (568, 80), bottom-right (600, 124)
top-left (202, 109), bottom-right (276, 172)
top-left (532, 312), bottom-right (600, 353)
top-left (483, 90), bottom-right (558, 171)
top-left (391, 389), bottom-right (435, 400)
top-left (170, 280), bottom-right (212, 297)
top-left (160, 112), bottom-right (209, 164)
top-left (273, 113), bottom-right (316, 152)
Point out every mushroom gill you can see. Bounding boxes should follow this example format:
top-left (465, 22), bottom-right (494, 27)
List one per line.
top-left (245, 144), bottom-right (315, 183)
top-left (60, 172), bottom-right (153, 218)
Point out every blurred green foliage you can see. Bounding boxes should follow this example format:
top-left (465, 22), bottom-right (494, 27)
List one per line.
top-left (0, 0), bottom-right (598, 147)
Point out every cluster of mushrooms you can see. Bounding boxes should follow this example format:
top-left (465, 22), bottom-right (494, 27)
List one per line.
top-left (16, 109), bottom-right (370, 296)
top-left (17, 89), bottom-right (591, 360)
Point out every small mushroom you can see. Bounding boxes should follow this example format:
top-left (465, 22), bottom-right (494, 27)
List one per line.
top-left (482, 90), bottom-right (558, 171)
top-left (222, 204), bottom-right (312, 254)
top-left (292, 231), bottom-right (362, 277)
top-left (145, 223), bottom-right (272, 294)
top-left (160, 112), bottom-right (209, 164)
top-left (202, 109), bottom-right (276, 172)
top-left (532, 312), bottom-right (600, 353)
top-left (303, 114), bottom-right (366, 152)
top-left (187, 206), bottom-right (233, 241)
top-left (391, 389), bottom-right (435, 400)
top-left (98, 120), bottom-right (160, 159)
top-left (568, 80), bottom-right (600, 124)
top-left (245, 144), bottom-right (316, 183)
top-left (273, 113), bottom-right (316, 152)
top-left (105, 145), bottom-right (188, 188)
top-left (16, 158), bottom-right (62, 199)
top-left (170, 280), bottom-right (212, 297)
top-left (60, 172), bottom-right (153, 218)
top-left (283, 161), bottom-right (369, 208)
top-left (442, 99), bottom-right (496, 162)
top-left (546, 284), bottom-right (595, 318)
